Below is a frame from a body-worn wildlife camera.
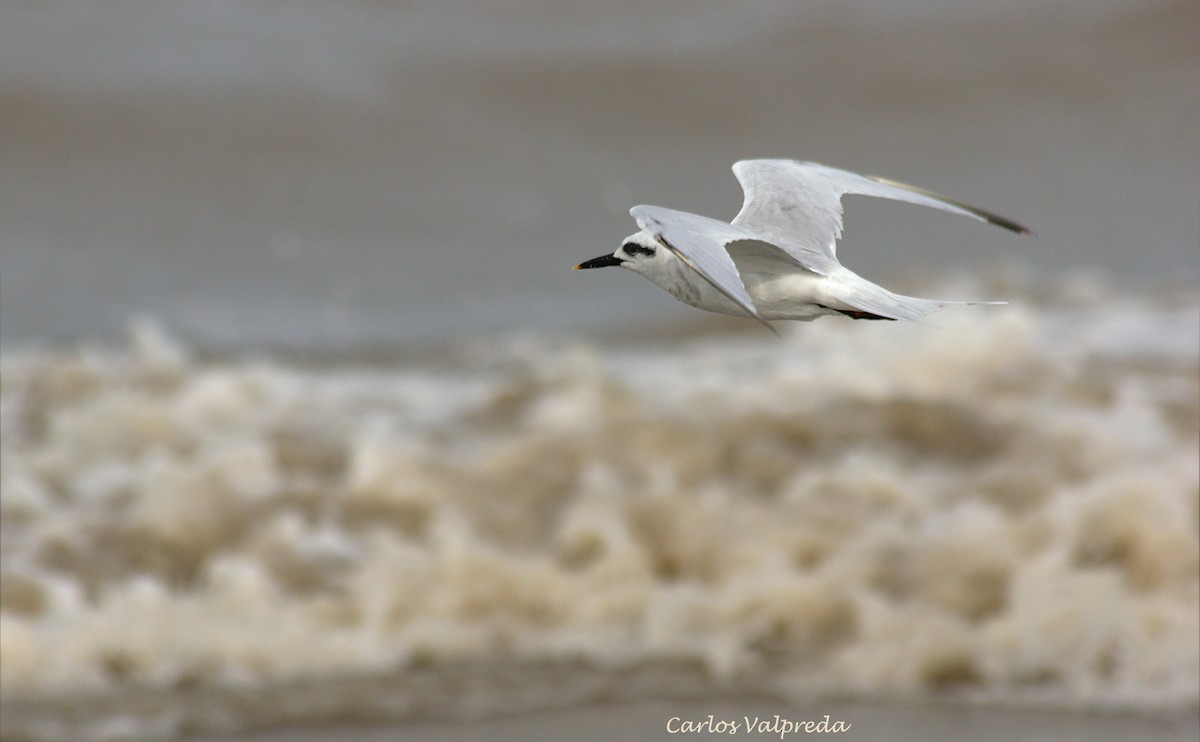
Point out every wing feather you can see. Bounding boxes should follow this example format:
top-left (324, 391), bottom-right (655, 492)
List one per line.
top-left (630, 205), bottom-right (780, 333)
top-left (731, 160), bottom-right (1030, 262)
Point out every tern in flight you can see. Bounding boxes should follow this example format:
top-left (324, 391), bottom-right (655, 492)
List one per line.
top-left (575, 159), bottom-right (1030, 331)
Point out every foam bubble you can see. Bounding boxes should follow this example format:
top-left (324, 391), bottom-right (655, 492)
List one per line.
top-left (2, 288), bottom-right (1197, 738)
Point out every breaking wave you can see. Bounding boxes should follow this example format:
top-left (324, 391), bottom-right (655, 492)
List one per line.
top-left (1, 280), bottom-right (1197, 739)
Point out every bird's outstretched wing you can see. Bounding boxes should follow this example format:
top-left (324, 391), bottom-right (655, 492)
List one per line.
top-left (731, 160), bottom-right (1031, 263)
top-left (630, 204), bottom-right (780, 333)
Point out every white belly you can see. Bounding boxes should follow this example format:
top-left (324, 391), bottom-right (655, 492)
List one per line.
top-left (663, 268), bottom-right (838, 322)
top-left (744, 272), bottom-right (838, 320)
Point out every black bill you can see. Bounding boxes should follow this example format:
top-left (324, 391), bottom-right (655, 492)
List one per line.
top-left (573, 254), bottom-right (623, 270)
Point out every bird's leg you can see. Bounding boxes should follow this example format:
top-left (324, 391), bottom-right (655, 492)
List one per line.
top-left (816, 304), bottom-right (896, 321)
top-left (840, 309), bottom-right (895, 321)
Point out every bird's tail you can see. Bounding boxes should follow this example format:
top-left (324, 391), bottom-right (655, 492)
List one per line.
top-left (834, 271), bottom-right (1005, 322)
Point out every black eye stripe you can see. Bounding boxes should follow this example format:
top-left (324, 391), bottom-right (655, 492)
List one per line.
top-left (622, 242), bottom-right (656, 257)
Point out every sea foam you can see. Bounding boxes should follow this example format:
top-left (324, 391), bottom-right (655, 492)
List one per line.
top-left (1, 289), bottom-right (1197, 739)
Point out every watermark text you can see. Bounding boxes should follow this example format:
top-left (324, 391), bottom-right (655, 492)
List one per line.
top-left (666, 714), bottom-right (852, 738)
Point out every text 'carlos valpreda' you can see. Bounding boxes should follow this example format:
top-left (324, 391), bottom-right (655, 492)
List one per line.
top-left (667, 714), bottom-right (852, 738)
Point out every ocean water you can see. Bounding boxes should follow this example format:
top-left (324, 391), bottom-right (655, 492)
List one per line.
top-left (2, 279), bottom-right (1197, 740)
top-left (2, 0), bottom-right (1197, 351)
top-left (2, 1), bottom-right (1198, 739)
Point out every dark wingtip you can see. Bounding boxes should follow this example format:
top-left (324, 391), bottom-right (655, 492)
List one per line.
top-left (984, 213), bottom-right (1034, 236)
top-left (866, 173), bottom-right (1032, 236)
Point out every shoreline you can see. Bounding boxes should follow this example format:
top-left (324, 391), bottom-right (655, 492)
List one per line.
top-left (3, 661), bottom-right (1197, 742)
top-left (204, 700), bottom-right (1200, 742)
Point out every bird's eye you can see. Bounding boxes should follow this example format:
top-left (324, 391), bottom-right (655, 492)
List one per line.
top-left (622, 242), bottom-right (656, 257)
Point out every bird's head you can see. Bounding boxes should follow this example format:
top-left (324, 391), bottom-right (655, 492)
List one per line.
top-left (573, 232), bottom-right (668, 278)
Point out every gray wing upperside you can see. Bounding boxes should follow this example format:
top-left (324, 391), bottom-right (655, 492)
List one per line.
top-left (630, 204), bottom-right (783, 333)
top-left (731, 159), bottom-right (1031, 262)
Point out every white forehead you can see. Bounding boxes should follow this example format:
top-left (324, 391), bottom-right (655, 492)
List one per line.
top-left (621, 230), bottom-right (659, 248)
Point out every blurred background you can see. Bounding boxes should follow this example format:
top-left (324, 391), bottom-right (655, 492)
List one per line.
top-left (2, 3), bottom-right (1198, 742)
top-left (2, 0), bottom-right (1196, 352)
